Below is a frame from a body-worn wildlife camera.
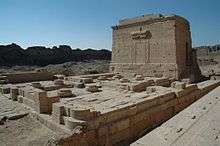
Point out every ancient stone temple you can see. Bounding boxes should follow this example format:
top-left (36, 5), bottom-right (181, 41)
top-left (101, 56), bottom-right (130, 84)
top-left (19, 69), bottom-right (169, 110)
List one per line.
top-left (110, 14), bottom-right (195, 80)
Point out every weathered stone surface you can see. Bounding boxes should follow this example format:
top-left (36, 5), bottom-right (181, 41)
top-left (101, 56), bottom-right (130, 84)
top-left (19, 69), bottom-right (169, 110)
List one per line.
top-left (57, 89), bottom-right (74, 98)
top-left (129, 80), bottom-right (154, 92)
top-left (74, 82), bottom-right (85, 88)
top-left (110, 14), bottom-right (201, 82)
top-left (54, 79), bottom-right (64, 86)
top-left (119, 78), bottom-right (130, 83)
top-left (171, 81), bottom-right (186, 89)
top-left (86, 85), bottom-right (99, 92)
top-left (131, 86), bottom-right (220, 146)
top-left (10, 87), bottom-right (19, 101)
top-left (32, 82), bottom-right (42, 88)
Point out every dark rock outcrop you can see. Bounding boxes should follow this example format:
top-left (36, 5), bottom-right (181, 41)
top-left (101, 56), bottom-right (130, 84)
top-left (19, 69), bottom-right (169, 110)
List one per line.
top-left (0, 44), bottom-right (111, 66)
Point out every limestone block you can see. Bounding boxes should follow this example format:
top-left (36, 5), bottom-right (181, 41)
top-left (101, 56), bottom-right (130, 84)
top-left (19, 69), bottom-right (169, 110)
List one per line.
top-left (158, 92), bottom-right (176, 104)
top-left (112, 74), bottom-right (123, 80)
top-left (131, 111), bottom-right (148, 124)
top-left (57, 89), bottom-right (74, 98)
top-left (110, 119), bottom-right (130, 135)
top-left (119, 78), bottom-right (130, 83)
top-left (130, 117), bottom-right (151, 139)
top-left (54, 79), bottom-right (64, 86)
top-left (17, 96), bottom-right (23, 103)
top-left (52, 103), bottom-right (65, 124)
top-left (86, 85), bottom-right (99, 93)
top-left (1, 86), bottom-right (10, 94)
top-left (63, 116), bottom-right (86, 130)
top-left (136, 99), bottom-right (158, 113)
top-left (98, 125), bottom-right (108, 137)
top-left (10, 87), bottom-right (19, 101)
top-left (34, 90), bottom-right (48, 104)
top-left (146, 86), bottom-right (157, 94)
top-left (31, 82), bottom-right (42, 88)
top-left (70, 108), bottom-right (100, 121)
top-left (154, 78), bottom-right (170, 87)
top-left (110, 127), bottom-right (130, 144)
top-left (171, 81), bottom-right (186, 89)
top-left (55, 74), bottom-right (65, 79)
top-left (105, 108), bottom-right (130, 124)
top-left (135, 75), bottom-right (144, 81)
top-left (175, 84), bottom-right (198, 97)
top-left (74, 82), bottom-right (85, 88)
top-left (80, 78), bottom-right (93, 84)
top-left (129, 80), bottom-right (153, 92)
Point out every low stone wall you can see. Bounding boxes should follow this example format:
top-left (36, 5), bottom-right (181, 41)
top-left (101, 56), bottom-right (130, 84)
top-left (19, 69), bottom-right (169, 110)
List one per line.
top-left (18, 88), bottom-right (60, 114)
top-left (50, 80), bottom-right (220, 146)
top-left (2, 72), bottom-right (54, 83)
top-left (131, 85), bottom-right (220, 146)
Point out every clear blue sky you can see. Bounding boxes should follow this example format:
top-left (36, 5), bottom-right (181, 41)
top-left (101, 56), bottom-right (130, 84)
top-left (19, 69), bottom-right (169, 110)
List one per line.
top-left (0, 0), bottom-right (219, 50)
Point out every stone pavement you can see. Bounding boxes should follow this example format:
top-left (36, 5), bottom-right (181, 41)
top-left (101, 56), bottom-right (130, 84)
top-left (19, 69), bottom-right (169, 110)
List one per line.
top-left (131, 86), bottom-right (220, 146)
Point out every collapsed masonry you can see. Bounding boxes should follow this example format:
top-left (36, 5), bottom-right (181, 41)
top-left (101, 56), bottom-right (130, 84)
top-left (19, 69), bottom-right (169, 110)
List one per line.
top-left (0, 14), bottom-right (218, 146)
top-left (110, 14), bottom-right (201, 82)
top-left (1, 73), bottom-right (220, 146)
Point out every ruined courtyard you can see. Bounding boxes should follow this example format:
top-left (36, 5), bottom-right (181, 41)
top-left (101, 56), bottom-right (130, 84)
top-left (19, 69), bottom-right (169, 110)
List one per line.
top-left (0, 14), bottom-right (220, 146)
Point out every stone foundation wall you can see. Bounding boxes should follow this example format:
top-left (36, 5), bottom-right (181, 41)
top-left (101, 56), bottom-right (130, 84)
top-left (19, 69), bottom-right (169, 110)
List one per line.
top-left (2, 72), bottom-right (54, 83)
top-left (110, 63), bottom-right (178, 78)
top-left (51, 81), bottom-right (220, 146)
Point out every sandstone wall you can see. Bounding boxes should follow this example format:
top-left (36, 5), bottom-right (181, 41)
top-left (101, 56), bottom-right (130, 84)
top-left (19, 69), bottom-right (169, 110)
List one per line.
top-left (110, 15), bottom-right (197, 80)
top-left (51, 81), bottom-right (220, 146)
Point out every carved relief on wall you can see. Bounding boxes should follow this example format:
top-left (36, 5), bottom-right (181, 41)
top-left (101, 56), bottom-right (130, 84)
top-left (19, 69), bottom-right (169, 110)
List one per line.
top-left (131, 30), bottom-right (151, 40)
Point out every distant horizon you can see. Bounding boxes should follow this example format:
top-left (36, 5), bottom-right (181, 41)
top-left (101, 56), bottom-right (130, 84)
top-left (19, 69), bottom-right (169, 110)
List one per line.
top-left (1, 42), bottom-right (220, 51)
top-left (0, 42), bottom-right (110, 50)
top-left (1, 0), bottom-right (220, 50)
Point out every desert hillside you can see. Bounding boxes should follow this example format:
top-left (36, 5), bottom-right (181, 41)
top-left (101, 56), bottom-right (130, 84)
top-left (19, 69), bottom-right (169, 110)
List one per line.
top-left (0, 43), bottom-right (111, 66)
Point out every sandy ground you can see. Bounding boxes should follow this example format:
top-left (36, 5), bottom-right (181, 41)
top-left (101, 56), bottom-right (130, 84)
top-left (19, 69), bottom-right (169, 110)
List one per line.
top-left (0, 60), bottom-right (110, 76)
top-left (0, 95), bottom-right (57, 146)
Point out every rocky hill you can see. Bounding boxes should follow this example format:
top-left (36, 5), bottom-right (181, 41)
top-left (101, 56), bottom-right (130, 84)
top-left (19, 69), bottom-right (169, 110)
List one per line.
top-left (0, 43), bottom-right (111, 66)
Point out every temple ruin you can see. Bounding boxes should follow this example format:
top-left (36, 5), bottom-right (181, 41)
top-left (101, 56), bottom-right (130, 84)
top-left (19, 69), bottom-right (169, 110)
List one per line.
top-left (0, 14), bottom-right (219, 146)
top-left (110, 14), bottom-right (200, 81)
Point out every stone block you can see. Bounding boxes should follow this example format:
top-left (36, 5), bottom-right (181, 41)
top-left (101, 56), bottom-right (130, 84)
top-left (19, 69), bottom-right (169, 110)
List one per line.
top-left (175, 84), bottom-right (198, 97)
top-left (57, 89), bottom-right (74, 98)
top-left (31, 82), bottom-right (42, 88)
top-left (119, 78), bottom-right (130, 83)
top-left (70, 108), bottom-right (100, 121)
top-left (80, 78), bottom-right (93, 84)
top-left (171, 81), bottom-right (186, 89)
top-left (110, 119), bottom-right (130, 134)
top-left (54, 79), bottom-right (64, 86)
top-left (63, 116), bottom-right (86, 130)
top-left (86, 85), bottom-right (99, 93)
top-left (129, 80), bottom-right (153, 92)
top-left (10, 87), bottom-right (19, 101)
top-left (135, 75), bottom-right (144, 81)
top-left (52, 103), bottom-right (65, 124)
top-left (74, 82), bottom-right (85, 88)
